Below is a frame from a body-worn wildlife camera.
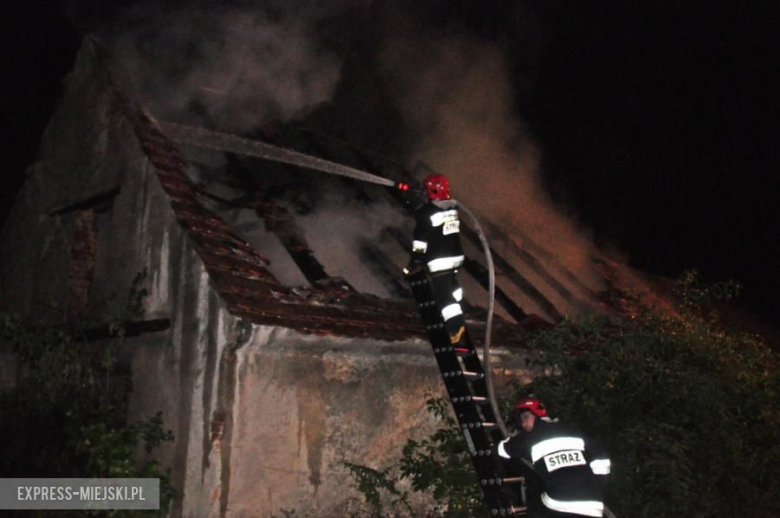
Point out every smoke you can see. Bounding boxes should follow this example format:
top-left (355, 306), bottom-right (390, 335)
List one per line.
top-left (379, 34), bottom-right (605, 291)
top-left (103, 0), bottom-right (357, 133)
top-left (295, 183), bottom-right (410, 297)
top-left (83, 0), bottom-right (609, 302)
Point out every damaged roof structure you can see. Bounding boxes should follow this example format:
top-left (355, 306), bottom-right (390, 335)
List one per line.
top-left (0, 38), bottom-right (677, 516)
top-left (137, 117), bottom-right (427, 341)
top-left (140, 102), bottom-right (633, 339)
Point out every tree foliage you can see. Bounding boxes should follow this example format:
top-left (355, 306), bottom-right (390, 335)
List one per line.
top-left (525, 271), bottom-right (778, 517)
top-left (344, 398), bottom-right (488, 517)
top-left (0, 271), bottom-right (175, 515)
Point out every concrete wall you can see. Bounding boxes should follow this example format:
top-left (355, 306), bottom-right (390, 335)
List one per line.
top-left (227, 330), bottom-right (444, 516)
top-left (125, 230), bottom-right (229, 517)
top-left (128, 297), bottom-right (530, 517)
top-left (0, 40), bottom-right (175, 323)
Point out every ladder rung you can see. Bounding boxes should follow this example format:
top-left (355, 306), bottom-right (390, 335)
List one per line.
top-left (462, 421), bottom-right (497, 430)
top-left (433, 346), bottom-right (476, 356)
top-left (489, 507), bottom-right (527, 517)
top-left (451, 395), bottom-right (488, 404)
top-left (483, 476), bottom-right (527, 486)
top-left (443, 370), bottom-right (484, 380)
top-left (471, 448), bottom-right (494, 457)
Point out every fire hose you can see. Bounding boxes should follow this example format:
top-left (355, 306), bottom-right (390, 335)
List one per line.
top-left (453, 200), bottom-right (508, 439)
top-left (158, 121), bottom-right (397, 188)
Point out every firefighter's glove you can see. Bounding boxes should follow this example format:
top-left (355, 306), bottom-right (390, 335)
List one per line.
top-left (403, 263), bottom-right (424, 277)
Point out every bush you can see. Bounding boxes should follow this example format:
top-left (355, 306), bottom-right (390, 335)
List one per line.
top-left (0, 299), bottom-right (175, 515)
top-left (526, 272), bottom-right (779, 517)
top-left (347, 272), bottom-right (779, 517)
top-left (344, 398), bottom-right (488, 517)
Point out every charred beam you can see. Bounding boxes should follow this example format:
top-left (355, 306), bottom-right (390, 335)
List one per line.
top-left (80, 318), bottom-right (171, 341)
top-left (461, 258), bottom-right (530, 323)
top-left (358, 239), bottom-right (411, 299)
top-left (460, 226), bottom-right (564, 321)
top-left (252, 198), bottom-right (333, 286)
top-left (49, 187), bottom-right (121, 217)
top-left (222, 147), bottom-right (353, 290)
top-left (485, 220), bottom-right (596, 300)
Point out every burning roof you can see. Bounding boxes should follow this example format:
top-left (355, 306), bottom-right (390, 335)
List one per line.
top-left (133, 113), bottom-right (428, 341)
top-left (74, 36), bottom-right (675, 346)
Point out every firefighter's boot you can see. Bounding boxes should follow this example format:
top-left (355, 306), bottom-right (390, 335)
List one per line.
top-left (449, 324), bottom-right (466, 346)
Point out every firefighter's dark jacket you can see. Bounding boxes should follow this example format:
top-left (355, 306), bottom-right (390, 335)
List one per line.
top-left (496, 418), bottom-right (610, 517)
top-left (409, 198), bottom-right (465, 273)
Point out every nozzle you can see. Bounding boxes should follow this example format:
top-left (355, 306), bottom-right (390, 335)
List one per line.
top-left (395, 181), bottom-right (411, 192)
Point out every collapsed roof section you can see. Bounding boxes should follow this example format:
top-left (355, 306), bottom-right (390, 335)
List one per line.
top-left (133, 115), bottom-right (426, 341)
top-left (151, 121), bottom-right (618, 321)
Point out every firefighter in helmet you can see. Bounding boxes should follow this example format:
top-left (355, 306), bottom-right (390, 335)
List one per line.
top-left (496, 397), bottom-right (611, 517)
top-left (404, 173), bottom-right (467, 346)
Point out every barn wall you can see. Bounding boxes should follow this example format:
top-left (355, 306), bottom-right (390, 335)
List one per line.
top-left (129, 308), bottom-right (530, 516)
top-left (0, 39), bottom-right (534, 517)
top-left (0, 39), bottom-right (176, 322)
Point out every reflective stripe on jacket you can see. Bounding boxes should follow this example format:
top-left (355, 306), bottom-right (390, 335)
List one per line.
top-left (496, 419), bottom-right (610, 516)
top-left (411, 199), bottom-right (464, 272)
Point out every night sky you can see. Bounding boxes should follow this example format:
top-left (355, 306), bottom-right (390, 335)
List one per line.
top-left (2, 1), bottom-right (778, 325)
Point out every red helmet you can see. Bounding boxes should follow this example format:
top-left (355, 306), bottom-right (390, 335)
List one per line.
top-left (423, 174), bottom-right (451, 200)
top-left (512, 397), bottom-right (548, 418)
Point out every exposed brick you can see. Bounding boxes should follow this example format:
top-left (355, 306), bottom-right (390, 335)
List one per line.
top-left (67, 210), bottom-right (97, 316)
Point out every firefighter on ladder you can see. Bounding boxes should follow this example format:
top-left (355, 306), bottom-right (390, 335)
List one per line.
top-left (403, 173), bottom-right (467, 346)
top-left (496, 397), bottom-right (611, 517)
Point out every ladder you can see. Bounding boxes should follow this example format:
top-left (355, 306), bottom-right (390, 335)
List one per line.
top-left (407, 269), bottom-right (526, 516)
